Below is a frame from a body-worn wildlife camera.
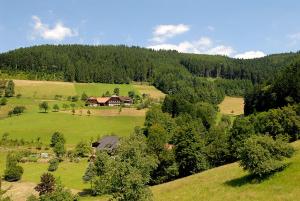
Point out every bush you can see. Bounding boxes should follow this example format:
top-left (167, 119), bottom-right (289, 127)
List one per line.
top-left (48, 158), bottom-right (59, 172)
top-left (75, 141), bottom-right (91, 157)
top-left (8, 106), bottom-right (26, 116)
top-left (238, 135), bottom-right (294, 177)
top-left (4, 153), bottom-right (24, 181)
top-left (0, 97), bottom-right (7, 105)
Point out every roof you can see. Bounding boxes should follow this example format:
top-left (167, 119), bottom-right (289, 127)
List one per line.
top-left (92, 136), bottom-right (119, 151)
top-left (96, 97), bottom-right (110, 103)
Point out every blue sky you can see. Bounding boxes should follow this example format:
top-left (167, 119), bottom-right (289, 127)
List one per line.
top-left (0, 0), bottom-right (299, 58)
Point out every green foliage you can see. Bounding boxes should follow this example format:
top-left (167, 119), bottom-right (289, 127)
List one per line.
top-left (34, 173), bottom-right (56, 195)
top-left (128, 90), bottom-right (136, 99)
top-left (32, 173), bottom-right (77, 200)
top-left (4, 153), bottom-right (24, 182)
top-left (192, 102), bottom-right (217, 129)
top-left (238, 135), bottom-right (294, 177)
top-left (113, 87), bottom-right (120, 96)
top-left (245, 62), bottom-right (300, 114)
top-left (230, 117), bottom-right (256, 157)
top-left (82, 162), bottom-right (96, 183)
top-left (86, 133), bottom-right (158, 201)
top-left (0, 97), bottom-right (7, 106)
top-left (39, 180), bottom-right (77, 201)
top-left (39, 101), bottom-right (49, 113)
top-left (204, 126), bottom-right (232, 167)
top-left (53, 141), bottom-right (66, 158)
top-left (62, 103), bottom-right (69, 110)
top-left (50, 132), bottom-right (65, 147)
top-left (52, 104), bottom-right (59, 112)
top-left (48, 158), bottom-right (59, 172)
top-left (81, 92), bottom-right (88, 101)
top-left (8, 106), bottom-right (26, 116)
top-left (252, 104), bottom-right (300, 141)
top-left (174, 126), bottom-right (209, 176)
top-left (74, 141), bottom-right (91, 157)
top-left (4, 80), bottom-right (14, 97)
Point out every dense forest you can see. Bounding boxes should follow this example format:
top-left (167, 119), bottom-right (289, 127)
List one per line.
top-left (0, 45), bottom-right (299, 105)
top-left (0, 45), bottom-right (299, 84)
top-left (245, 62), bottom-right (300, 115)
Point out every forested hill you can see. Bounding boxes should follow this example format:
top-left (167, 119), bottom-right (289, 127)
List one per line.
top-left (0, 45), bottom-right (299, 84)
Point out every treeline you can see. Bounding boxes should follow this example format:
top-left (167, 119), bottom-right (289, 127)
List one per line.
top-left (245, 62), bottom-right (300, 115)
top-left (180, 53), bottom-right (300, 84)
top-left (0, 45), bottom-right (299, 85)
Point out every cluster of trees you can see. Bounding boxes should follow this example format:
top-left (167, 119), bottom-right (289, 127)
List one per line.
top-left (245, 62), bottom-right (300, 115)
top-left (27, 172), bottom-right (77, 201)
top-left (83, 133), bottom-right (157, 201)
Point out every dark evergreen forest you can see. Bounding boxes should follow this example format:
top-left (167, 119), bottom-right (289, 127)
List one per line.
top-left (0, 45), bottom-right (299, 105)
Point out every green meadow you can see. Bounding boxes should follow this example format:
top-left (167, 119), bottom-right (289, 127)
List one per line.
top-left (13, 80), bottom-right (139, 99)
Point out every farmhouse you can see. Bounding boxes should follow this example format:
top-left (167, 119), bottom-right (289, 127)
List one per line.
top-left (86, 95), bottom-right (133, 106)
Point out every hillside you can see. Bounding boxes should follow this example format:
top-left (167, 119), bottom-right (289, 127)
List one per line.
top-left (2, 140), bottom-right (299, 201)
top-left (152, 140), bottom-right (300, 201)
top-left (0, 45), bottom-right (299, 85)
top-left (0, 80), bottom-right (165, 145)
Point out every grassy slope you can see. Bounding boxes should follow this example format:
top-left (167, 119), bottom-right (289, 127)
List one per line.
top-left (0, 112), bottom-right (143, 145)
top-left (13, 80), bottom-right (138, 99)
top-left (0, 80), bottom-right (166, 145)
top-left (152, 141), bottom-right (300, 201)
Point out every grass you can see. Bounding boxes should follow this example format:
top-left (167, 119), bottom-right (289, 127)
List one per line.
top-left (133, 84), bottom-right (165, 100)
top-left (13, 79), bottom-right (139, 99)
top-left (152, 140), bottom-right (300, 201)
top-left (0, 112), bottom-right (143, 145)
top-left (219, 96), bottom-right (244, 116)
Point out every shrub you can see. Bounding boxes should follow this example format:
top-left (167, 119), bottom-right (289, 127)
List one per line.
top-left (48, 158), bottom-right (59, 172)
top-left (75, 141), bottom-right (91, 157)
top-left (4, 153), bottom-right (24, 181)
top-left (39, 101), bottom-right (49, 113)
top-left (34, 173), bottom-right (56, 195)
top-left (8, 106), bottom-right (26, 116)
top-left (50, 132), bottom-right (65, 147)
top-left (238, 135), bottom-right (294, 177)
top-left (0, 97), bottom-right (7, 105)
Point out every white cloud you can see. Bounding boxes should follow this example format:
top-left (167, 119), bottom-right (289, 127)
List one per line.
top-left (31, 15), bottom-right (77, 41)
top-left (148, 37), bottom-right (235, 56)
top-left (151, 24), bottom-right (190, 43)
top-left (234, 51), bottom-right (266, 59)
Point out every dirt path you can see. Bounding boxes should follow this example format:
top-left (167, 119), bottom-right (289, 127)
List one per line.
top-left (2, 181), bottom-right (37, 201)
top-left (2, 181), bottom-right (81, 201)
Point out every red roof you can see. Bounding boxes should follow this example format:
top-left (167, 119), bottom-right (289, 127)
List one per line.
top-left (96, 97), bottom-right (110, 103)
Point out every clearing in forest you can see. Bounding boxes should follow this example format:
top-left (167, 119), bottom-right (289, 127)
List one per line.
top-left (219, 96), bottom-right (244, 115)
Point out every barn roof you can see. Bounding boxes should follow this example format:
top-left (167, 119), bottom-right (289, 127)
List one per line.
top-left (92, 136), bottom-right (119, 151)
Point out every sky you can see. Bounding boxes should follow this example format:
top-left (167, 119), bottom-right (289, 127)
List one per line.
top-left (0, 0), bottom-right (300, 58)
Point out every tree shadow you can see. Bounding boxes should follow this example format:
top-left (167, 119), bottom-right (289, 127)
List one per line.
top-left (224, 164), bottom-right (290, 187)
top-left (78, 188), bottom-right (93, 197)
